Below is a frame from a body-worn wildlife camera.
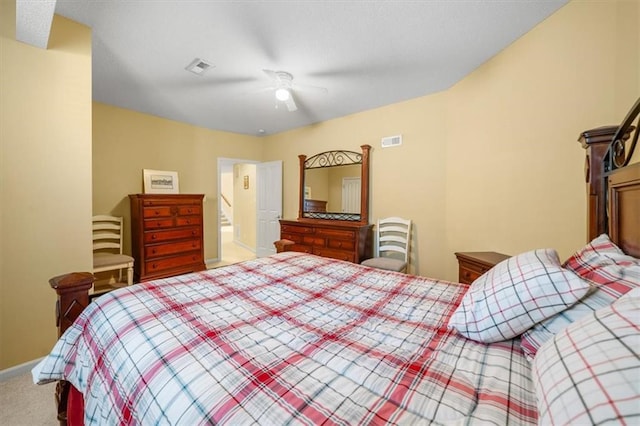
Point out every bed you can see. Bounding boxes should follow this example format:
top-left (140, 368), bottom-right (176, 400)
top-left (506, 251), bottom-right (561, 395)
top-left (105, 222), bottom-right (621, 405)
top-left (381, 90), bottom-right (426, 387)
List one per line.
top-left (34, 99), bottom-right (640, 425)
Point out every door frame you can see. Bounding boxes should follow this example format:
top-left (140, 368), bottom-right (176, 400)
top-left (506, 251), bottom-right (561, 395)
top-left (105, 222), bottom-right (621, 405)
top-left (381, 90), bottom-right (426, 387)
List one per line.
top-left (216, 157), bottom-right (259, 264)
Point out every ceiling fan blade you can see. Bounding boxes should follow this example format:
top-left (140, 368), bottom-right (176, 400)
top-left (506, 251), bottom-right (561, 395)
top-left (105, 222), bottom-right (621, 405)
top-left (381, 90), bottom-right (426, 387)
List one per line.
top-left (262, 69), bottom-right (279, 80)
top-left (242, 85), bottom-right (274, 96)
top-left (284, 95), bottom-right (297, 112)
top-left (292, 82), bottom-right (328, 94)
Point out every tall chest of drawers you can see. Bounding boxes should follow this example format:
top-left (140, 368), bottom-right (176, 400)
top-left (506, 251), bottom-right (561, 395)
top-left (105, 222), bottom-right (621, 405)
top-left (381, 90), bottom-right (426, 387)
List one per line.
top-left (279, 219), bottom-right (373, 263)
top-left (129, 194), bottom-right (206, 282)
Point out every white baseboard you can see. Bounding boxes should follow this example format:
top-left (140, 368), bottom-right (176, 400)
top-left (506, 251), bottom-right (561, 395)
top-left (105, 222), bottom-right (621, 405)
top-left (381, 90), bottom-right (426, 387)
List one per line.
top-left (233, 240), bottom-right (256, 253)
top-left (0, 358), bottom-right (43, 382)
top-left (205, 258), bottom-right (221, 268)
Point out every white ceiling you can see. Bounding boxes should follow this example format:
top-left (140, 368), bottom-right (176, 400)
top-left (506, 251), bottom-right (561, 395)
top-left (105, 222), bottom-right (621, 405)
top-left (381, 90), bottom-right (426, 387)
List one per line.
top-left (45, 1), bottom-right (568, 136)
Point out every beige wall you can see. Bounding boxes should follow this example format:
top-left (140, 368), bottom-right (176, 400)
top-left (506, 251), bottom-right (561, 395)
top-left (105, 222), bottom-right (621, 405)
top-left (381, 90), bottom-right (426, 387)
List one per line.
top-left (264, 0), bottom-right (639, 280)
top-left (304, 168), bottom-right (329, 203)
top-left (233, 164), bottom-right (257, 249)
top-left (92, 103), bottom-right (263, 263)
top-left (1, 6), bottom-right (93, 369)
top-left (444, 0), bottom-right (639, 278)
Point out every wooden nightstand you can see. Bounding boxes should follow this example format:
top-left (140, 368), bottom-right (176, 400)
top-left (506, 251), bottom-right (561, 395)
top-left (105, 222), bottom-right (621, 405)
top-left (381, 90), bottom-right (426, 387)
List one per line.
top-left (455, 251), bottom-right (510, 285)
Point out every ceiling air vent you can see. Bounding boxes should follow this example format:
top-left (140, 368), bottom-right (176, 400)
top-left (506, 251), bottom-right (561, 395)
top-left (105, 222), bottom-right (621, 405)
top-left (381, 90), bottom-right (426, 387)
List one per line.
top-left (185, 58), bottom-right (214, 75)
top-left (381, 135), bottom-right (402, 148)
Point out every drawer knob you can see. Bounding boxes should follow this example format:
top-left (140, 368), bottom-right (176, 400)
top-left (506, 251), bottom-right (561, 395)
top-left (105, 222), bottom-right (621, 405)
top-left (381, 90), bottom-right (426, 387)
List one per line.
top-left (151, 234), bottom-right (157, 240)
top-left (152, 263), bottom-right (157, 269)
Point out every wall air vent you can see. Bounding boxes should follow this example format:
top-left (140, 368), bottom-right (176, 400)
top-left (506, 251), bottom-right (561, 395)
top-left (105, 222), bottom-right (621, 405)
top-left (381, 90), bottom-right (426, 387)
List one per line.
top-left (381, 135), bottom-right (402, 148)
top-left (185, 58), bottom-right (214, 75)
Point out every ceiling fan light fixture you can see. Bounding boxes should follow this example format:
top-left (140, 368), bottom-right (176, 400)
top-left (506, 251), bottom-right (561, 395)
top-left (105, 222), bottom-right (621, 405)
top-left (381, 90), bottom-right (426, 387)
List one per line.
top-left (275, 88), bottom-right (290, 101)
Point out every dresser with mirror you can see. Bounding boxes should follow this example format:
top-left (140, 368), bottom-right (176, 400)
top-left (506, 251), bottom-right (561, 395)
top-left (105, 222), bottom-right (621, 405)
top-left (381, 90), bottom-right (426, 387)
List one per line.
top-left (276, 145), bottom-right (374, 263)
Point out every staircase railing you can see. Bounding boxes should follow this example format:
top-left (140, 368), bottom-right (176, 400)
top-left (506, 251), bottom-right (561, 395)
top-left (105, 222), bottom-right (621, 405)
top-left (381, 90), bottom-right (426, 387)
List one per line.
top-left (221, 193), bottom-right (231, 208)
top-left (220, 193), bottom-right (232, 227)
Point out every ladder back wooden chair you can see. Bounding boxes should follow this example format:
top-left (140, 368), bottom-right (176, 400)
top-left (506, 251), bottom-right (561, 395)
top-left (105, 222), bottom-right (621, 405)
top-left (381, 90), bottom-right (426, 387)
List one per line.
top-left (92, 215), bottom-right (134, 294)
top-left (361, 217), bottom-right (412, 273)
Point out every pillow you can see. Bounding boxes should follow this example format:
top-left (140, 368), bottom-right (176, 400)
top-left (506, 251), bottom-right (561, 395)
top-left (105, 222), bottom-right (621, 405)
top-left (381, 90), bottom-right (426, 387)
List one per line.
top-left (532, 288), bottom-right (640, 425)
top-left (448, 249), bottom-right (591, 343)
top-left (563, 233), bottom-right (640, 297)
top-left (521, 235), bottom-right (640, 358)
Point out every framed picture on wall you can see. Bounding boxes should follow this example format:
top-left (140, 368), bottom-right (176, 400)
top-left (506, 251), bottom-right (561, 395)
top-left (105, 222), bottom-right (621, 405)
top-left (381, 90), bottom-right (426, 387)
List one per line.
top-left (143, 169), bottom-right (180, 194)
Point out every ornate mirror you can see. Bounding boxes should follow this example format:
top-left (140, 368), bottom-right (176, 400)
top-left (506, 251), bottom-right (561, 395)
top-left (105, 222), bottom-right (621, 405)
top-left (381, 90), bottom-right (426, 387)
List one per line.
top-left (298, 145), bottom-right (370, 223)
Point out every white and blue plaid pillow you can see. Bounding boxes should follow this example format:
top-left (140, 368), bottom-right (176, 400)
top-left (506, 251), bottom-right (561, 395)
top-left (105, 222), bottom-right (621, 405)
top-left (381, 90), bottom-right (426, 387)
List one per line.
top-left (533, 288), bottom-right (640, 425)
top-left (448, 248), bottom-right (591, 343)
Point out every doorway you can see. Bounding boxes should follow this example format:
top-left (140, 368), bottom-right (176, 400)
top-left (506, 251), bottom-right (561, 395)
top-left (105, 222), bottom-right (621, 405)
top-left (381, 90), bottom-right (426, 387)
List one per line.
top-left (214, 158), bottom-right (282, 267)
top-left (215, 158), bottom-right (258, 267)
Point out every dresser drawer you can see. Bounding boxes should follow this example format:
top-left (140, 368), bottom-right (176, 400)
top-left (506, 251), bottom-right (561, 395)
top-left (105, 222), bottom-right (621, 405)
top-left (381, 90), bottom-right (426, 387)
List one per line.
top-left (143, 198), bottom-right (200, 207)
top-left (145, 239), bottom-right (201, 259)
top-left (458, 266), bottom-right (484, 285)
top-left (313, 247), bottom-right (354, 262)
top-left (176, 216), bottom-right (201, 227)
top-left (459, 260), bottom-right (489, 275)
top-left (327, 239), bottom-right (354, 250)
top-left (281, 232), bottom-right (304, 244)
top-left (177, 205), bottom-right (201, 216)
top-left (145, 252), bottom-right (204, 274)
top-left (455, 252), bottom-right (510, 285)
top-left (281, 224), bottom-right (314, 234)
top-left (143, 206), bottom-right (172, 218)
top-left (315, 228), bottom-right (355, 240)
top-left (143, 218), bottom-right (175, 229)
top-left (144, 227), bottom-right (201, 244)
top-left (303, 236), bottom-right (326, 246)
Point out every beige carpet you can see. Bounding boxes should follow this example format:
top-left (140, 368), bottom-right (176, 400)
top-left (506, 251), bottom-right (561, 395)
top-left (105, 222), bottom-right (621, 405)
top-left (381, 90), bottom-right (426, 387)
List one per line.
top-left (0, 372), bottom-right (58, 425)
top-left (208, 226), bottom-right (256, 268)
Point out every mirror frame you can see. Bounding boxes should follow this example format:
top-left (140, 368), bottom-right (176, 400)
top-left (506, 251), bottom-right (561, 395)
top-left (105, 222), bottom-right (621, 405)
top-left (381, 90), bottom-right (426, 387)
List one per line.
top-left (298, 144), bottom-right (370, 223)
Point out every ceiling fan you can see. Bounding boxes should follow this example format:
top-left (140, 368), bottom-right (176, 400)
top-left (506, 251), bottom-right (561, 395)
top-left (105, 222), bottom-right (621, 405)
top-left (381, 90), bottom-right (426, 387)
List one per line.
top-left (259, 69), bottom-right (328, 112)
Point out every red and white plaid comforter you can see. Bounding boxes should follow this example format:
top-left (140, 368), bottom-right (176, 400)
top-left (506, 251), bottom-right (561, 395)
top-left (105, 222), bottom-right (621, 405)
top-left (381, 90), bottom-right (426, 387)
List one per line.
top-left (34, 252), bottom-right (536, 425)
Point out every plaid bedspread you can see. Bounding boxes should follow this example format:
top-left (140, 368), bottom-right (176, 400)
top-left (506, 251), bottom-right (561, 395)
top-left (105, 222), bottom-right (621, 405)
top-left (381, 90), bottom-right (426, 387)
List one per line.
top-left (34, 252), bottom-right (536, 425)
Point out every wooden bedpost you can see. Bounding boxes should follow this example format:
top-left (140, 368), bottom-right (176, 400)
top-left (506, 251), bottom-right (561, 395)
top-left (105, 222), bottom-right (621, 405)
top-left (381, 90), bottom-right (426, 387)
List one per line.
top-left (50, 272), bottom-right (94, 337)
top-left (579, 126), bottom-right (632, 241)
top-left (49, 272), bottom-right (94, 426)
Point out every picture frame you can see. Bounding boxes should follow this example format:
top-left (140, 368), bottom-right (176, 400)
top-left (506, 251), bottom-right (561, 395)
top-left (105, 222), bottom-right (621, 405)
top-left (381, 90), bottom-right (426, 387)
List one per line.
top-left (143, 169), bottom-right (179, 194)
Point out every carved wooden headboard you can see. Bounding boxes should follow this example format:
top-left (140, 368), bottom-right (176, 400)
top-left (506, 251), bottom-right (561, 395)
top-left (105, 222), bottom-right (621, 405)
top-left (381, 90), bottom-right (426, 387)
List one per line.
top-left (580, 97), bottom-right (640, 257)
top-left (607, 162), bottom-right (640, 258)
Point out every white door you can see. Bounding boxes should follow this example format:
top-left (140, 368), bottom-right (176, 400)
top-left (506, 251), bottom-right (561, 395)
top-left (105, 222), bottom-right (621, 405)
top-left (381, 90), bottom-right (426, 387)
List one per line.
top-left (256, 160), bottom-right (283, 257)
top-left (342, 177), bottom-right (361, 213)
